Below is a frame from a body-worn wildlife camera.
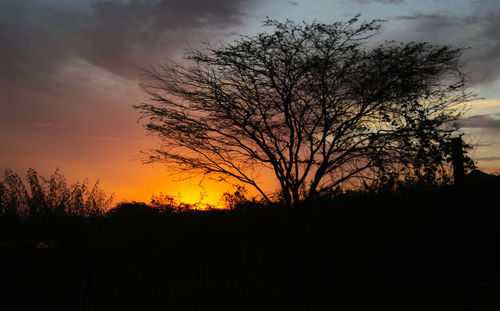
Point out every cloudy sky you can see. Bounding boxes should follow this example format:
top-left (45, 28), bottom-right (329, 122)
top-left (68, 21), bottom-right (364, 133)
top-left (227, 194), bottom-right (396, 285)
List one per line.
top-left (1, 0), bottom-right (499, 204)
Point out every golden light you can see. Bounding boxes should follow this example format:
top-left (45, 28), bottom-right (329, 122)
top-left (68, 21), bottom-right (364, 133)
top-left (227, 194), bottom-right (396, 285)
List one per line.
top-left (158, 186), bottom-right (226, 209)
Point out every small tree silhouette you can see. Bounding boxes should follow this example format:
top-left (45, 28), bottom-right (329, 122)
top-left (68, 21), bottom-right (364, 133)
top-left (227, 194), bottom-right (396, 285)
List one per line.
top-left (135, 16), bottom-right (474, 208)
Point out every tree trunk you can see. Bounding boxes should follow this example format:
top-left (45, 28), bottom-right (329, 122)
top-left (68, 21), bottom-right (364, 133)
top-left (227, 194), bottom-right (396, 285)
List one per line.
top-left (291, 188), bottom-right (300, 209)
top-left (282, 186), bottom-right (293, 209)
top-left (451, 137), bottom-right (465, 190)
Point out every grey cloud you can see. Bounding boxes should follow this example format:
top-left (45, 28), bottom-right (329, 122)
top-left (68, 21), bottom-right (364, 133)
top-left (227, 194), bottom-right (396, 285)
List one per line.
top-left (393, 12), bottom-right (500, 85)
top-left (351, 0), bottom-right (403, 4)
top-left (86, 0), bottom-right (257, 77)
top-left (460, 115), bottom-right (500, 129)
top-left (395, 14), bottom-right (457, 30)
top-left (0, 0), bottom-right (258, 86)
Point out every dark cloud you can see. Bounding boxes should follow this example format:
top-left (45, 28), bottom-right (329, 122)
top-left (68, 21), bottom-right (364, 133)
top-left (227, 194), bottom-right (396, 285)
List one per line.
top-left (394, 12), bottom-right (500, 85)
top-left (0, 0), bottom-right (258, 86)
top-left (351, 0), bottom-right (403, 4)
top-left (0, 0), bottom-right (260, 143)
top-left (460, 115), bottom-right (500, 129)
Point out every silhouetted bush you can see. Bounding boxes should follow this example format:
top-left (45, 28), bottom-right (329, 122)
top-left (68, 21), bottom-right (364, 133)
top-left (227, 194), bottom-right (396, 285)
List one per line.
top-left (107, 201), bottom-right (165, 218)
top-left (221, 185), bottom-right (268, 210)
top-left (0, 168), bottom-right (113, 218)
top-left (149, 192), bottom-right (200, 212)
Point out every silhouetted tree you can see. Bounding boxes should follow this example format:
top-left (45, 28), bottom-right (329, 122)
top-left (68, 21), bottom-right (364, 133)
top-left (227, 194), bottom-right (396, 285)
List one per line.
top-left (135, 16), bottom-right (474, 208)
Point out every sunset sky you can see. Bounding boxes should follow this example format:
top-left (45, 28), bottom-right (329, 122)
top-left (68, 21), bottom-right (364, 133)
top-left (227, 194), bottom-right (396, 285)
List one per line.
top-left (1, 0), bottom-right (500, 205)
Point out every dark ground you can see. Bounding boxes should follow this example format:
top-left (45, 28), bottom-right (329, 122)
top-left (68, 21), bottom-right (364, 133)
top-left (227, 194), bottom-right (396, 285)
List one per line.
top-left (1, 184), bottom-right (499, 310)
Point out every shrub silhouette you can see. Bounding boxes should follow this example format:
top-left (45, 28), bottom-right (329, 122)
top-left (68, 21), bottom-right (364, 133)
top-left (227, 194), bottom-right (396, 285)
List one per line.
top-left (107, 201), bottom-right (164, 218)
top-left (0, 168), bottom-right (113, 217)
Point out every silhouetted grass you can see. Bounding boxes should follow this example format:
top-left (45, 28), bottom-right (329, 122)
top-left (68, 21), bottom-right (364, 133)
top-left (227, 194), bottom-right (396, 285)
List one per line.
top-left (1, 182), bottom-right (499, 310)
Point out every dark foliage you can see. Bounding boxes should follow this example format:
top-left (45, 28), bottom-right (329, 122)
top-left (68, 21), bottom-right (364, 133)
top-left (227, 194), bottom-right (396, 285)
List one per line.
top-left (1, 180), bottom-right (499, 310)
top-left (0, 168), bottom-right (113, 218)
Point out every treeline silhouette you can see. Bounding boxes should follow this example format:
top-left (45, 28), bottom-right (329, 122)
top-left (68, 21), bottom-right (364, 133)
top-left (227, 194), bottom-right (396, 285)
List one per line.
top-left (1, 168), bottom-right (500, 310)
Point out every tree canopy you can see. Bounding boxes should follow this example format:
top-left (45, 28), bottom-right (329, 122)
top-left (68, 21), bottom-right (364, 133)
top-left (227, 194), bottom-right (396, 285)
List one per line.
top-left (135, 16), bottom-right (474, 208)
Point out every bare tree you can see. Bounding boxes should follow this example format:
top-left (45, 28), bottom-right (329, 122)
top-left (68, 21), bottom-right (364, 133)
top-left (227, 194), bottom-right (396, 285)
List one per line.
top-left (135, 16), bottom-right (474, 208)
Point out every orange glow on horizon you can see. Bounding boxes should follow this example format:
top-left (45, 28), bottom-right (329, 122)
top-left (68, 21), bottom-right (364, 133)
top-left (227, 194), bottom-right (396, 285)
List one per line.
top-left (112, 179), bottom-right (233, 209)
top-left (100, 165), bottom-right (255, 209)
top-left (153, 186), bottom-right (228, 209)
